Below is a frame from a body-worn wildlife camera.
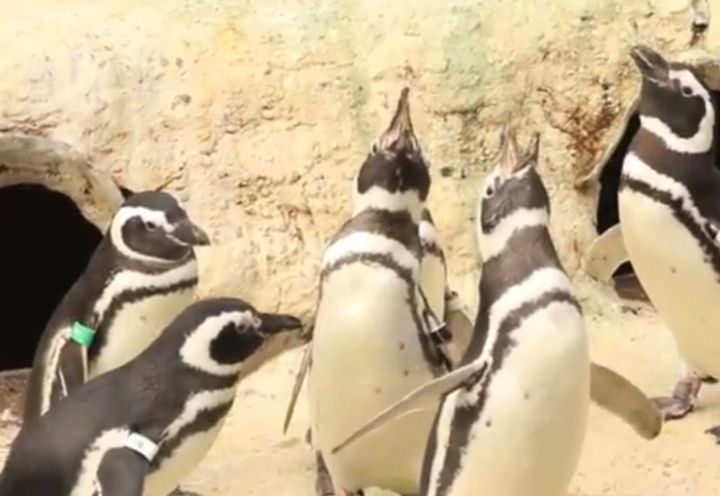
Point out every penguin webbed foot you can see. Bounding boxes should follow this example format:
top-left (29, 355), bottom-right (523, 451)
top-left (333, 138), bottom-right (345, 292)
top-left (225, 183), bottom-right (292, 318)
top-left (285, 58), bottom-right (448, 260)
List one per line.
top-left (167, 487), bottom-right (202, 496)
top-left (651, 374), bottom-right (702, 421)
top-left (705, 425), bottom-right (720, 444)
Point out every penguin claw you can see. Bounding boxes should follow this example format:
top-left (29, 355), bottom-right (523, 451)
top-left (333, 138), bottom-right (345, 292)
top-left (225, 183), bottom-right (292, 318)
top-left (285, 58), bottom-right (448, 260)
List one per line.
top-left (651, 396), bottom-right (695, 421)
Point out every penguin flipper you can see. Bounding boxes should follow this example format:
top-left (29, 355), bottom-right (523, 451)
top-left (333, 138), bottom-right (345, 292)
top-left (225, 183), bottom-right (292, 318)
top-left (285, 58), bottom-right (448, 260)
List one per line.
top-left (444, 290), bottom-right (474, 366)
top-left (283, 342), bottom-right (312, 434)
top-left (584, 224), bottom-right (628, 283)
top-left (331, 360), bottom-right (488, 454)
top-left (97, 447), bottom-right (148, 496)
top-left (590, 362), bottom-right (663, 439)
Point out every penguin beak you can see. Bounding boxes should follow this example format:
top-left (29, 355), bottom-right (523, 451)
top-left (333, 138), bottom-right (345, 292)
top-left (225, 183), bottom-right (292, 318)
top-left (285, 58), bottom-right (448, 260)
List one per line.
top-left (259, 313), bottom-right (304, 335)
top-left (498, 123), bottom-right (522, 175)
top-left (172, 220), bottom-right (211, 246)
top-left (630, 45), bottom-right (670, 85)
top-left (377, 87), bottom-right (421, 153)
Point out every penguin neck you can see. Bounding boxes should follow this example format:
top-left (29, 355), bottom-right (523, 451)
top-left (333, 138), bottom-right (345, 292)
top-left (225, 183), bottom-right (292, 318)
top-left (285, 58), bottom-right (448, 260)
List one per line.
top-left (638, 100), bottom-right (716, 155)
top-left (352, 186), bottom-right (424, 223)
top-left (629, 126), bottom-right (717, 187)
top-left (478, 208), bottom-right (550, 261)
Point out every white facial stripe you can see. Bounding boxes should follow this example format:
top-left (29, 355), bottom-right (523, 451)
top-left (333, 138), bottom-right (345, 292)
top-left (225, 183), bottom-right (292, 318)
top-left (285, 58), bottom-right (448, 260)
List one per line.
top-left (622, 152), bottom-right (706, 226)
top-left (322, 231), bottom-right (419, 274)
top-left (161, 387), bottom-right (237, 442)
top-left (477, 208), bottom-right (549, 261)
top-left (352, 185), bottom-right (423, 222)
top-left (459, 267), bottom-right (574, 406)
top-left (70, 428), bottom-right (131, 496)
top-left (671, 69), bottom-right (711, 100)
top-left (179, 311), bottom-right (261, 375)
top-left (640, 69), bottom-right (715, 154)
top-left (94, 258), bottom-right (198, 324)
top-left (110, 206), bottom-right (174, 263)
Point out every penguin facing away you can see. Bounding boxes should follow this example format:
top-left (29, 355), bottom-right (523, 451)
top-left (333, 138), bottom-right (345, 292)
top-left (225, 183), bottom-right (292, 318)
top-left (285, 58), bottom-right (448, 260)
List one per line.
top-left (24, 191), bottom-right (210, 424)
top-left (306, 87), bottom-right (455, 496)
top-left (331, 128), bottom-right (661, 496)
top-left (0, 298), bottom-right (305, 496)
top-left (618, 45), bottom-right (720, 430)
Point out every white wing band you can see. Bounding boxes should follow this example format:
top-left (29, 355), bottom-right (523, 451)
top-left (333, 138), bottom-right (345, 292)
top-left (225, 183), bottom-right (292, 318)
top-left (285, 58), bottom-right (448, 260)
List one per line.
top-left (125, 432), bottom-right (159, 462)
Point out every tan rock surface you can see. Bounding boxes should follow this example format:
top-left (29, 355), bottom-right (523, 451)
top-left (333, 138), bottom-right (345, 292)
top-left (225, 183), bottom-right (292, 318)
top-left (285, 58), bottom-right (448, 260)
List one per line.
top-left (2, 0), bottom-right (720, 494)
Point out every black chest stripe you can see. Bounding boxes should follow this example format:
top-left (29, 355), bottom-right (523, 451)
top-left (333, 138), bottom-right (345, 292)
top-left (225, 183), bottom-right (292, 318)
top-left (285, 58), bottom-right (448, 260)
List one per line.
top-left (89, 277), bottom-right (198, 362)
top-left (620, 175), bottom-right (720, 281)
top-left (150, 399), bottom-right (234, 470)
top-left (320, 252), bottom-right (448, 373)
top-left (433, 290), bottom-right (580, 496)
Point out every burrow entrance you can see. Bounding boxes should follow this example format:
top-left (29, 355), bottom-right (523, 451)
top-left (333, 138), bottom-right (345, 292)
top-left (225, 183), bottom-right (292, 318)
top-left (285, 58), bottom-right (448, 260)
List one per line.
top-left (0, 184), bottom-right (103, 371)
top-left (595, 87), bottom-right (720, 301)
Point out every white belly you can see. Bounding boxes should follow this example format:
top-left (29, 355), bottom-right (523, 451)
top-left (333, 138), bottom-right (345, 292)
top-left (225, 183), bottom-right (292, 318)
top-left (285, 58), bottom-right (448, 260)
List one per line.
top-left (142, 420), bottom-right (226, 496)
top-left (619, 189), bottom-right (720, 376)
top-left (91, 288), bottom-right (195, 377)
top-left (309, 264), bottom-right (437, 494)
top-left (433, 302), bottom-right (590, 496)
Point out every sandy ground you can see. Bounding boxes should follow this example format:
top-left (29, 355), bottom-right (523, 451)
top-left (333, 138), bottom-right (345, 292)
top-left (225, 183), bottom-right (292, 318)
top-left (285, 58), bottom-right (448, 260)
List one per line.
top-left (2, 280), bottom-right (720, 496)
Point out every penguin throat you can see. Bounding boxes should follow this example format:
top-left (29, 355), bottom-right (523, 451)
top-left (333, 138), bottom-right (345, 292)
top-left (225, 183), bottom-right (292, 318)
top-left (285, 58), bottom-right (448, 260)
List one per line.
top-left (478, 207), bottom-right (549, 261)
top-left (353, 186), bottom-right (423, 222)
top-left (639, 102), bottom-right (715, 155)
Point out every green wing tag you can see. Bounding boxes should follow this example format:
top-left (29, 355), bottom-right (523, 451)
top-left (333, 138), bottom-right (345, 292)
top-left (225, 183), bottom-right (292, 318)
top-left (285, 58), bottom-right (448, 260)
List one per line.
top-left (69, 321), bottom-right (96, 347)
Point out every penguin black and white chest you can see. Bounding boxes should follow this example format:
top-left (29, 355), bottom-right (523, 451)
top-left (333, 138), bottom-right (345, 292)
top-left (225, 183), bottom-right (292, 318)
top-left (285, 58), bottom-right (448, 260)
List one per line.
top-left (0, 298), bottom-right (304, 496)
top-left (307, 88), bottom-right (450, 496)
top-left (24, 191), bottom-right (210, 423)
top-left (410, 129), bottom-right (590, 496)
top-left (618, 45), bottom-right (720, 421)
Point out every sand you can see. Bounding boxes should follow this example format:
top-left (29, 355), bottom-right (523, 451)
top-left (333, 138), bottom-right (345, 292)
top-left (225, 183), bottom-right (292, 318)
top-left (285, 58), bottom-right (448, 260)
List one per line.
top-left (2, 279), bottom-right (720, 496)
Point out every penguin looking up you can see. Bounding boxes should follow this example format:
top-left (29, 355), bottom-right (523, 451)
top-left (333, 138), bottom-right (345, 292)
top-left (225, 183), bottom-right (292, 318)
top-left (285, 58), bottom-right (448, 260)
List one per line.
top-left (618, 45), bottom-right (720, 430)
top-left (24, 191), bottom-right (210, 423)
top-left (331, 127), bottom-right (662, 496)
top-left (303, 87), bottom-right (458, 496)
top-left (0, 298), bottom-right (305, 496)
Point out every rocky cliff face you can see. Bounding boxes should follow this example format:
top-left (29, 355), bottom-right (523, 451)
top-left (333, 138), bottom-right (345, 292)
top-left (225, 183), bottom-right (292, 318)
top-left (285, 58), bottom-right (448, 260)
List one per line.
top-left (0, 0), bottom-right (716, 320)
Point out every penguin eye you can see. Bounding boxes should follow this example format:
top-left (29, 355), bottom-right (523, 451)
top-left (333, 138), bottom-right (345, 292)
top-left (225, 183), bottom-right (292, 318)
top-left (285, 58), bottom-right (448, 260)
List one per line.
top-left (485, 185), bottom-right (494, 197)
top-left (681, 86), bottom-right (693, 97)
top-left (145, 221), bottom-right (159, 231)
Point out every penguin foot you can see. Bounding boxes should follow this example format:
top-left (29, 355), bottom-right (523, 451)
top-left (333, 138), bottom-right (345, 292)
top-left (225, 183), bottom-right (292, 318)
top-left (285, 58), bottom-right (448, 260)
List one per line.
top-left (651, 395), bottom-right (695, 420)
top-left (705, 425), bottom-right (720, 443)
top-left (167, 487), bottom-right (201, 496)
top-left (652, 375), bottom-right (702, 420)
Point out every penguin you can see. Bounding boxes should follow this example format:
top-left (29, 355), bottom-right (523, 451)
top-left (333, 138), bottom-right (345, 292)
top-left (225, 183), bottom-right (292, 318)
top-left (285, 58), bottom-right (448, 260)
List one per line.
top-left (331, 128), bottom-right (661, 496)
top-left (618, 45), bottom-right (720, 429)
top-left (305, 87), bottom-right (454, 496)
top-left (0, 297), bottom-right (305, 496)
top-left (24, 191), bottom-right (210, 423)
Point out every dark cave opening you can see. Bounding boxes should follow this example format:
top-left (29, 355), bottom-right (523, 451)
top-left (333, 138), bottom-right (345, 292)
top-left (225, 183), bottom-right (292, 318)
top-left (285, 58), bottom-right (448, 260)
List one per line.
top-left (0, 184), bottom-right (102, 371)
top-left (595, 89), bottom-right (720, 300)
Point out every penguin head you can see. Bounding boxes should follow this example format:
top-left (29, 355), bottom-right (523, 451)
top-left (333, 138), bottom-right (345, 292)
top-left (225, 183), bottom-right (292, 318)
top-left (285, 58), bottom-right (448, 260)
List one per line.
top-left (630, 45), bottom-right (715, 153)
top-left (475, 127), bottom-right (550, 259)
top-left (176, 297), bottom-right (306, 378)
top-left (353, 87), bottom-right (430, 221)
top-left (109, 191), bottom-right (210, 264)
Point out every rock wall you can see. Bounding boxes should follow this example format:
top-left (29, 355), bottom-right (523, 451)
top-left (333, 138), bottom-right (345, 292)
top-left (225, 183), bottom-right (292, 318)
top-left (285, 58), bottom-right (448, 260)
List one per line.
top-left (0, 0), bottom-right (716, 321)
